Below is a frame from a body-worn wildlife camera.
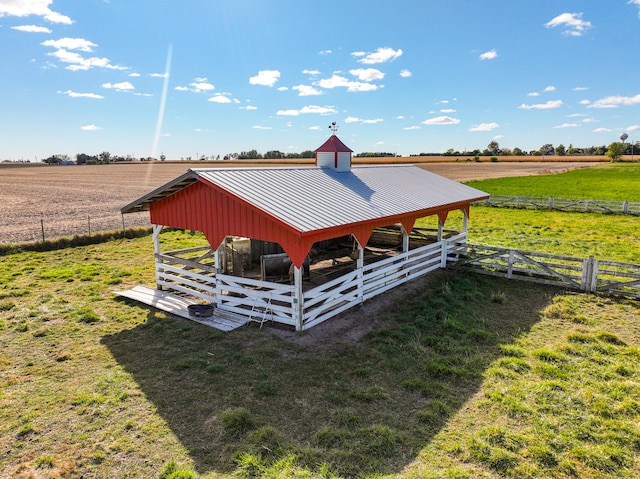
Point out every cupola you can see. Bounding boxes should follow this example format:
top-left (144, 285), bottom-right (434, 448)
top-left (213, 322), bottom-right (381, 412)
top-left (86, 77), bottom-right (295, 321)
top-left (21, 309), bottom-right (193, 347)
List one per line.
top-left (314, 122), bottom-right (353, 172)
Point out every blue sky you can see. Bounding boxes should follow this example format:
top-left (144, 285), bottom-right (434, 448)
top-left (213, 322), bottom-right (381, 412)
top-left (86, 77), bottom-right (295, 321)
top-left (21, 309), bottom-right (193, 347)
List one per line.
top-left (1, 0), bottom-right (640, 161)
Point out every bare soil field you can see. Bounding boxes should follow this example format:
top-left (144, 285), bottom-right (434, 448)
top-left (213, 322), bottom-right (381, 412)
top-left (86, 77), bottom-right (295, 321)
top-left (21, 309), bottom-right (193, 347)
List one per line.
top-left (0, 160), bottom-right (598, 244)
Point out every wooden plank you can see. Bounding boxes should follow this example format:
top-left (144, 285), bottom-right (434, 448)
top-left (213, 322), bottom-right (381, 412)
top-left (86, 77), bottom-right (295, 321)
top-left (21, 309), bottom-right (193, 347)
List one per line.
top-left (116, 285), bottom-right (248, 331)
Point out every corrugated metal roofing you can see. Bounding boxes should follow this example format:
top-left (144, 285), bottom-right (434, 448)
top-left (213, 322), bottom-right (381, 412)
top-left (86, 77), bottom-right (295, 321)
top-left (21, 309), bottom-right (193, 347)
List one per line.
top-left (123, 165), bottom-right (488, 233)
top-left (314, 135), bottom-right (353, 153)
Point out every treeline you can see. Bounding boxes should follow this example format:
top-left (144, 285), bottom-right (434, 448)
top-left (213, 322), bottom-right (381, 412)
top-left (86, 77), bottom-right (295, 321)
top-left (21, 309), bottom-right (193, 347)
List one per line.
top-left (415, 140), bottom-right (640, 158)
top-left (29, 139), bottom-right (640, 166)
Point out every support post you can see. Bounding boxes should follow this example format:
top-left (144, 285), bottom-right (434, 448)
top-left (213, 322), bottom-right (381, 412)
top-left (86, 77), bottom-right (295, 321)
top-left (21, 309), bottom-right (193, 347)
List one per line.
top-left (437, 219), bottom-right (444, 242)
top-left (462, 208), bottom-right (469, 233)
top-left (354, 236), bottom-right (365, 304)
top-left (213, 239), bottom-right (225, 307)
top-left (293, 265), bottom-right (304, 332)
top-left (400, 225), bottom-right (410, 253)
top-left (152, 225), bottom-right (163, 290)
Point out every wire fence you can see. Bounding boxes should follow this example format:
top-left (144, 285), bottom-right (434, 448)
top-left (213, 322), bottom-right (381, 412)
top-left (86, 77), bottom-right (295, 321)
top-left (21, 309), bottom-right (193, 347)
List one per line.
top-left (0, 211), bottom-right (151, 245)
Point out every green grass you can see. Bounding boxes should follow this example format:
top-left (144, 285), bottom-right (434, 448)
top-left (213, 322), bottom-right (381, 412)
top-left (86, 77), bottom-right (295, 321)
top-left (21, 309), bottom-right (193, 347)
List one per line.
top-left (1, 231), bottom-right (639, 478)
top-left (464, 162), bottom-right (640, 201)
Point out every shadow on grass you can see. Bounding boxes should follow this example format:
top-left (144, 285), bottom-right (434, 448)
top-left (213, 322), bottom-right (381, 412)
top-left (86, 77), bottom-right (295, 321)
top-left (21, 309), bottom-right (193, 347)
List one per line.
top-left (103, 271), bottom-right (558, 477)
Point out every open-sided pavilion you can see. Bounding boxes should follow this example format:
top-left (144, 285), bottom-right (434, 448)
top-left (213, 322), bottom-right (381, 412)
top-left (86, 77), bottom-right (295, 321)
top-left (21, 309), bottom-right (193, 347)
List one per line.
top-left (120, 135), bottom-right (488, 331)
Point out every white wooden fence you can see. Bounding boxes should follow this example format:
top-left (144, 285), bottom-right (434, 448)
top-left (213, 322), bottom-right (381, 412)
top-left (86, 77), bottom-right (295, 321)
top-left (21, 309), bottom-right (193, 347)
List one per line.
top-left (154, 233), bottom-right (468, 331)
top-left (480, 195), bottom-right (640, 215)
top-left (451, 243), bottom-right (640, 299)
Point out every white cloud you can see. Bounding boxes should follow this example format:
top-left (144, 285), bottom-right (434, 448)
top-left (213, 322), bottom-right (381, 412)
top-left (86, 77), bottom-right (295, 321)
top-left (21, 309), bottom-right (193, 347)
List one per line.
top-left (190, 81), bottom-right (215, 92)
top-left (59, 90), bottom-right (104, 99)
top-left (572, 86), bottom-right (589, 91)
top-left (134, 92), bottom-right (152, 97)
top-left (129, 72), bottom-right (141, 77)
top-left (479, 49), bottom-right (497, 60)
top-left (174, 86), bottom-right (188, 91)
top-left (277, 86), bottom-right (288, 91)
top-left (293, 84), bottom-right (323, 96)
top-left (42, 37), bottom-right (96, 51)
top-left (11, 24), bottom-right (51, 33)
top-left (0, 0), bottom-right (72, 24)
top-left (593, 128), bottom-right (612, 133)
top-left (588, 94), bottom-right (640, 109)
top-left (579, 99), bottom-right (591, 105)
top-left (208, 94), bottom-right (232, 103)
top-left (316, 74), bottom-right (379, 92)
top-left (102, 81), bottom-right (134, 91)
top-left (302, 69), bottom-right (320, 75)
top-left (349, 68), bottom-right (384, 81)
top-left (241, 105), bottom-right (258, 110)
top-left (252, 125), bottom-right (271, 130)
top-left (400, 69), bottom-right (412, 78)
top-left (150, 73), bottom-right (168, 78)
top-left (422, 116), bottom-right (460, 125)
top-left (42, 38), bottom-right (125, 71)
top-left (567, 113), bottom-right (587, 117)
top-left (527, 92), bottom-right (540, 97)
top-left (626, 124), bottom-right (640, 131)
top-left (249, 70), bottom-right (280, 86)
top-left (353, 47), bottom-right (402, 64)
top-left (554, 123), bottom-right (580, 128)
top-left (319, 49), bottom-right (332, 55)
top-left (404, 126), bottom-right (421, 130)
top-left (518, 100), bottom-right (563, 110)
top-left (80, 124), bottom-right (101, 131)
top-left (543, 85), bottom-right (556, 92)
top-left (344, 117), bottom-right (383, 124)
top-left (545, 12), bottom-right (592, 36)
top-left (440, 108), bottom-right (456, 113)
top-left (629, 0), bottom-right (640, 17)
top-left (469, 122), bottom-right (499, 132)
top-left (582, 118), bottom-right (596, 123)
top-left (276, 105), bottom-right (337, 116)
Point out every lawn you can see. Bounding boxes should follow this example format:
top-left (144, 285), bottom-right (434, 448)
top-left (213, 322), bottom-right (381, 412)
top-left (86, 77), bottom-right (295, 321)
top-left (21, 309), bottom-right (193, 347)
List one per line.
top-left (464, 162), bottom-right (640, 201)
top-left (1, 230), bottom-right (639, 479)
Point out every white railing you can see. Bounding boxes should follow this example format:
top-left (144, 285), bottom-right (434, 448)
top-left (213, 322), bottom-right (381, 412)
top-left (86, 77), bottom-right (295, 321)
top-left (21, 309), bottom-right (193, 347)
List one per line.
top-left (451, 243), bottom-right (640, 299)
top-left (480, 195), bottom-right (640, 215)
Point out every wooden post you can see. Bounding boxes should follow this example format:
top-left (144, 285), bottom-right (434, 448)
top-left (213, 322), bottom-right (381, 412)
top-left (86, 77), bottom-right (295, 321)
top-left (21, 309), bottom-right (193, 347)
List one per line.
top-left (400, 225), bottom-right (410, 253)
top-left (462, 208), bottom-right (469, 233)
top-left (623, 201), bottom-right (630, 214)
top-left (354, 236), bottom-right (364, 304)
top-left (152, 225), bottom-right (163, 290)
top-left (41, 219), bottom-right (45, 243)
top-left (507, 250), bottom-right (514, 279)
top-left (293, 265), bottom-right (304, 332)
top-left (437, 219), bottom-right (444, 242)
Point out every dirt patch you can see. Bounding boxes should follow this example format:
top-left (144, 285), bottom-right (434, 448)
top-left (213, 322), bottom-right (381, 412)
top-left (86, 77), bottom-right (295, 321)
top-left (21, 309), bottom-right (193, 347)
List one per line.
top-left (264, 271), bottom-right (444, 351)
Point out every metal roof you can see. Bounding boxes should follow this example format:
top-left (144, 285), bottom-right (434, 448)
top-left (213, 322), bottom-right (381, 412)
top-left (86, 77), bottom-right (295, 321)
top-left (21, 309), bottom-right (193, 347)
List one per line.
top-left (314, 134), bottom-right (353, 153)
top-left (122, 165), bottom-right (489, 233)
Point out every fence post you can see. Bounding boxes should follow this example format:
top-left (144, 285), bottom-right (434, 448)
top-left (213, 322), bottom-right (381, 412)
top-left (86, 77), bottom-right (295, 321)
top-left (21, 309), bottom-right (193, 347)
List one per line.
top-left (590, 257), bottom-right (599, 293)
top-left (548, 197), bottom-right (554, 210)
top-left (40, 219), bottom-right (45, 242)
top-left (507, 250), bottom-right (514, 278)
top-left (440, 239), bottom-right (449, 268)
top-left (623, 201), bottom-right (630, 214)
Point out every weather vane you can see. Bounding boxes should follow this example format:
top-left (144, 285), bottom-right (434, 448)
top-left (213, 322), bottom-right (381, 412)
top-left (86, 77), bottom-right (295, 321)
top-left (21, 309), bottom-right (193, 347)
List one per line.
top-left (328, 121), bottom-right (339, 134)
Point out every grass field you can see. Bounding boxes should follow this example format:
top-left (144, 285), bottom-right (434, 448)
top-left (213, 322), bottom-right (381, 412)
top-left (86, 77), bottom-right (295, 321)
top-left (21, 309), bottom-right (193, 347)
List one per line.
top-left (464, 163), bottom-right (640, 201)
top-left (1, 161), bottom-right (639, 478)
top-left (0, 232), bottom-right (639, 479)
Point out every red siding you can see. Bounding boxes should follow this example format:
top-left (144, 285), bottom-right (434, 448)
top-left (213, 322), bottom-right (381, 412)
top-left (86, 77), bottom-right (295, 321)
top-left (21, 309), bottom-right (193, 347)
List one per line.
top-left (149, 179), bottom-right (470, 268)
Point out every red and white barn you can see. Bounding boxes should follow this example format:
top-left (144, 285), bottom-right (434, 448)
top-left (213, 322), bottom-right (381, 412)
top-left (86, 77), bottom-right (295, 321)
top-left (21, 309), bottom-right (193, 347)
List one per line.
top-left (120, 135), bottom-right (488, 331)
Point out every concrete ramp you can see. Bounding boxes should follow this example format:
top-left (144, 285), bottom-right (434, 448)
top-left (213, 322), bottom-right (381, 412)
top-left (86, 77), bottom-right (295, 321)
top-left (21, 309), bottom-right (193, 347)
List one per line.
top-left (116, 285), bottom-right (249, 332)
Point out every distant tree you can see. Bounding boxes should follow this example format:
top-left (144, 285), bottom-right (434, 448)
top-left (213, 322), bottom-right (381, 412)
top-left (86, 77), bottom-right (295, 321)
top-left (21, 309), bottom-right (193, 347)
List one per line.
top-left (160, 154), bottom-right (166, 161)
top-left (606, 142), bottom-right (625, 162)
top-left (512, 147), bottom-right (525, 156)
top-left (264, 150), bottom-right (284, 159)
top-left (487, 140), bottom-right (501, 156)
top-left (555, 144), bottom-right (566, 156)
top-left (98, 151), bottom-right (111, 164)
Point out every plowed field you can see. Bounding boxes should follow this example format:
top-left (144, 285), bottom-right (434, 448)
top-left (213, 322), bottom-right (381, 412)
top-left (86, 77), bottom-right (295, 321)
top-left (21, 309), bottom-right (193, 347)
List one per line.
top-left (0, 160), bottom-right (597, 244)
